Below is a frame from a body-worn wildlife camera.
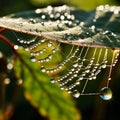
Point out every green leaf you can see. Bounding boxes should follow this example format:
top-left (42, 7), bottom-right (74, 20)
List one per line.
top-left (0, 5), bottom-right (120, 49)
top-left (14, 47), bottom-right (80, 120)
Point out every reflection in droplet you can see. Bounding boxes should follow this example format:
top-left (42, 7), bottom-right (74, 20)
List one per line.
top-left (100, 87), bottom-right (112, 100)
top-left (72, 90), bottom-right (80, 98)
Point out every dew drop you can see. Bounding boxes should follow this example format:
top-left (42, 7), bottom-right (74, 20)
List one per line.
top-left (47, 6), bottom-right (53, 11)
top-left (72, 90), bottom-right (80, 98)
top-left (19, 23), bottom-right (23, 26)
top-left (30, 56), bottom-right (36, 62)
top-left (14, 45), bottom-right (19, 50)
top-left (101, 64), bottom-right (107, 68)
top-left (35, 9), bottom-right (41, 14)
top-left (7, 63), bottom-right (13, 70)
top-left (28, 18), bottom-right (36, 24)
top-left (4, 78), bottom-right (11, 85)
top-left (41, 15), bottom-right (46, 19)
top-left (100, 87), bottom-right (112, 100)
top-left (60, 15), bottom-right (65, 20)
top-left (75, 81), bottom-right (80, 85)
top-left (17, 79), bottom-right (23, 85)
top-left (47, 42), bottom-right (52, 47)
top-left (40, 66), bottom-right (46, 72)
top-left (73, 63), bottom-right (78, 68)
top-left (85, 69), bottom-right (90, 73)
top-left (50, 78), bottom-right (55, 83)
top-left (0, 52), bottom-right (3, 58)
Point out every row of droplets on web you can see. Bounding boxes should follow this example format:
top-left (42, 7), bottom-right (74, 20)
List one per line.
top-left (16, 35), bottom-right (120, 98)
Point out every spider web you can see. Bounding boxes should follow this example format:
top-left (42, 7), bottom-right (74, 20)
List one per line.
top-left (13, 32), bottom-right (120, 98)
top-left (8, 5), bottom-right (120, 99)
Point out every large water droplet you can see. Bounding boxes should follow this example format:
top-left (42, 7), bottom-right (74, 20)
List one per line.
top-left (100, 87), bottom-right (112, 100)
top-left (72, 90), bottom-right (80, 98)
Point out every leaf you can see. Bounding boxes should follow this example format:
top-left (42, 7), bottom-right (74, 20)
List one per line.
top-left (14, 47), bottom-right (80, 120)
top-left (0, 5), bottom-right (120, 49)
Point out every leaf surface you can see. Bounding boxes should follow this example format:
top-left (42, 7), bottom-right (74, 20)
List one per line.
top-left (0, 5), bottom-right (120, 49)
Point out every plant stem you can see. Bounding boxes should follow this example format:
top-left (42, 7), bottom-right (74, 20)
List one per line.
top-left (0, 34), bottom-right (14, 49)
top-left (0, 28), bottom-right (6, 34)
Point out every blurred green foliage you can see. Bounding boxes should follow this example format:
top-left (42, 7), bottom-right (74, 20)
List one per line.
top-left (0, 0), bottom-right (119, 16)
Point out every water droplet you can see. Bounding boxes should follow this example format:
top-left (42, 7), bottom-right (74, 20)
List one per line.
top-left (101, 64), bottom-right (107, 68)
top-left (47, 6), bottom-right (53, 11)
top-left (114, 10), bottom-right (119, 14)
top-left (72, 90), bottom-right (80, 98)
top-left (41, 15), bottom-right (46, 19)
top-left (30, 56), bottom-right (36, 62)
top-left (47, 42), bottom-right (52, 47)
top-left (103, 30), bottom-right (112, 35)
top-left (0, 52), bottom-right (3, 58)
top-left (85, 69), bottom-right (90, 73)
top-left (19, 23), bottom-right (23, 26)
top-left (73, 63), bottom-right (78, 68)
top-left (97, 5), bottom-right (104, 11)
top-left (35, 9), bottom-right (41, 14)
top-left (7, 63), bottom-right (13, 70)
top-left (50, 78), bottom-right (55, 83)
top-left (100, 87), bottom-right (112, 100)
top-left (78, 77), bottom-right (83, 80)
top-left (14, 45), bottom-right (19, 50)
top-left (75, 81), bottom-right (80, 85)
top-left (28, 18), bottom-right (36, 24)
top-left (60, 15), bottom-right (65, 20)
top-left (40, 66), bottom-right (46, 72)
top-left (17, 79), bottom-right (23, 85)
top-left (4, 78), bottom-right (11, 85)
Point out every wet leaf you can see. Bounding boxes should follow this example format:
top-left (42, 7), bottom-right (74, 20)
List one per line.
top-left (14, 48), bottom-right (80, 120)
top-left (0, 5), bottom-right (120, 49)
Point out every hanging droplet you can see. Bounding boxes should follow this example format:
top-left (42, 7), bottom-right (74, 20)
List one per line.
top-left (72, 90), bottom-right (80, 98)
top-left (100, 87), bottom-right (112, 100)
